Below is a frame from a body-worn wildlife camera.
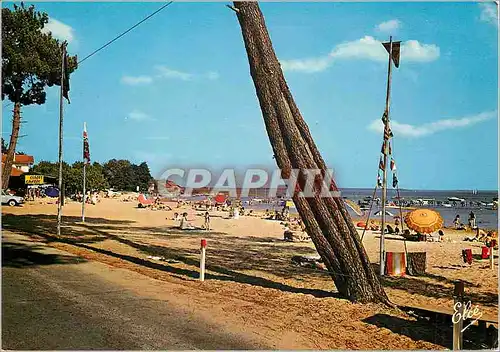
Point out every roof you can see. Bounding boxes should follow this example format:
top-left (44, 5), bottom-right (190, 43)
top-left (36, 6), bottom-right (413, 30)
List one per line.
top-left (1, 154), bottom-right (34, 164)
top-left (10, 168), bottom-right (24, 177)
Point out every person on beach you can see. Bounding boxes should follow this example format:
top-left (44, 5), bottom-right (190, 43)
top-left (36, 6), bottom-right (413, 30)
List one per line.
top-left (454, 215), bottom-right (461, 229)
top-left (180, 212), bottom-right (195, 230)
top-left (468, 211), bottom-right (476, 229)
top-left (204, 212), bottom-right (210, 230)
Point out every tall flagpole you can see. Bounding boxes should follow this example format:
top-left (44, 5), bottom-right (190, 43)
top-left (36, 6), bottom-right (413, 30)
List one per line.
top-left (82, 122), bottom-right (87, 223)
top-left (56, 43), bottom-right (66, 236)
top-left (380, 36), bottom-right (393, 276)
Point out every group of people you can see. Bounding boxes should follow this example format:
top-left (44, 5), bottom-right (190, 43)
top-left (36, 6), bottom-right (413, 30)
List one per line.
top-left (75, 191), bottom-right (100, 205)
top-left (264, 206), bottom-right (291, 221)
top-left (453, 211), bottom-right (476, 230)
top-left (24, 187), bottom-right (42, 201)
top-left (173, 211), bottom-right (211, 231)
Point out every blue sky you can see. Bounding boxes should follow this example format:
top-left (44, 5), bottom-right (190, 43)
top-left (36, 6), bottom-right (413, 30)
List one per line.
top-left (2, 2), bottom-right (498, 190)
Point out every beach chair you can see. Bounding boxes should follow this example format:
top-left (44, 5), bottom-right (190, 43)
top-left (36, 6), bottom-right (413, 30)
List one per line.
top-left (138, 193), bottom-right (154, 208)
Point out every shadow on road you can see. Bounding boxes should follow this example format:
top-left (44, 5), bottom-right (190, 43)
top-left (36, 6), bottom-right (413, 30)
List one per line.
top-left (2, 241), bottom-right (85, 268)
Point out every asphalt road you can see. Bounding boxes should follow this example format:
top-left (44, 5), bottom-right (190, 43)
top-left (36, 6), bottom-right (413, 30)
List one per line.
top-left (2, 231), bottom-right (265, 350)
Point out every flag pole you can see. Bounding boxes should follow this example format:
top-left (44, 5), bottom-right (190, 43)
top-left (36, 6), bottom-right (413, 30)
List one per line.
top-left (380, 36), bottom-right (393, 276)
top-left (56, 42), bottom-right (66, 236)
top-left (82, 122), bottom-right (86, 223)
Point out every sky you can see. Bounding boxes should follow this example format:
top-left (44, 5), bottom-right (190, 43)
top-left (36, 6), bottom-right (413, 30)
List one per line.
top-left (2, 1), bottom-right (498, 190)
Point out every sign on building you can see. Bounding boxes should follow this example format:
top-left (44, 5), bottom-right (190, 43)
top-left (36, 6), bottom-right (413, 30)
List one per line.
top-left (25, 175), bottom-right (44, 185)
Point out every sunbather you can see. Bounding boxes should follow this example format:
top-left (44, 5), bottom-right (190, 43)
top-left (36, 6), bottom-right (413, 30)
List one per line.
top-left (180, 213), bottom-right (195, 230)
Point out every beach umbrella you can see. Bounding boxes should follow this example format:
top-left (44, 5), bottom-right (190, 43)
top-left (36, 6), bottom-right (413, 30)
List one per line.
top-left (214, 194), bottom-right (226, 204)
top-left (404, 208), bottom-right (443, 234)
top-left (345, 199), bottom-right (363, 216)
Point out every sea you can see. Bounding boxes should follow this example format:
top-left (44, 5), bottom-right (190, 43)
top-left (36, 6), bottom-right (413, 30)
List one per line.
top-left (240, 189), bottom-right (499, 230)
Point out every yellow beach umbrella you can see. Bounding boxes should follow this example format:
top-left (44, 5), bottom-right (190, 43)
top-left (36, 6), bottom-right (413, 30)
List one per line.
top-left (404, 208), bottom-right (443, 234)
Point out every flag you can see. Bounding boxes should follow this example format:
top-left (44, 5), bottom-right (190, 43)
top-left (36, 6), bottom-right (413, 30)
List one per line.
top-left (384, 125), bottom-right (393, 140)
top-left (388, 142), bottom-right (392, 155)
top-left (383, 41), bottom-right (401, 68)
top-left (381, 141), bottom-right (386, 154)
top-left (379, 156), bottom-right (385, 171)
top-left (377, 174), bottom-right (382, 187)
top-left (63, 53), bottom-right (71, 103)
top-left (60, 42), bottom-right (73, 104)
top-left (393, 173), bottom-right (398, 188)
top-left (390, 159), bottom-right (396, 171)
top-left (83, 122), bottom-right (90, 164)
top-left (381, 110), bottom-right (388, 124)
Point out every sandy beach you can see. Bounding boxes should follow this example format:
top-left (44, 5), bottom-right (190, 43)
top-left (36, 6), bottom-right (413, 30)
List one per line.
top-left (2, 194), bottom-right (497, 349)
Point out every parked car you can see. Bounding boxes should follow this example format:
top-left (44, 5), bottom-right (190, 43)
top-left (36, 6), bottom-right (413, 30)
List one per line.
top-left (1, 190), bottom-right (24, 206)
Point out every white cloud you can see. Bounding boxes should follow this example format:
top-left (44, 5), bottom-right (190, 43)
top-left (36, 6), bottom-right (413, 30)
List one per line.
top-left (401, 40), bottom-right (440, 63)
top-left (479, 2), bottom-right (498, 26)
top-left (280, 57), bottom-right (330, 73)
top-left (376, 19), bottom-right (402, 34)
top-left (155, 66), bottom-right (194, 81)
top-left (126, 110), bottom-right (155, 122)
top-left (206, 71), bottom-right (220, 80)
top-left (124, 67), bottom-right (219, 85)
top-left (280, 36), bottom-right (440, 73)
top-left (121, 75), bottom-right (153, 85)
top-left (367, 111), bottom-right (496, 138)
top-left (42, 18), bottom-right (75, 43)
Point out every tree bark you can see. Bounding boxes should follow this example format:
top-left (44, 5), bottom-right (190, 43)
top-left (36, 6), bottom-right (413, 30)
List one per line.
top-left (233, 1), bottom-right (390, 304)
top-left (2, 102), bottom-right (21, 189)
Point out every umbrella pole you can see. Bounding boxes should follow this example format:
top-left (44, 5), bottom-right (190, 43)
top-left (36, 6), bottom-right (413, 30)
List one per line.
top-left (396, 185), bottom-right (408, 255)
top-left (361, 185), bottom-right (378, 242)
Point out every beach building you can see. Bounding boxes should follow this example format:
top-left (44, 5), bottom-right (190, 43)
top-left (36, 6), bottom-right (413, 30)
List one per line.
top-left (1, 153), bottom-right (34, 176)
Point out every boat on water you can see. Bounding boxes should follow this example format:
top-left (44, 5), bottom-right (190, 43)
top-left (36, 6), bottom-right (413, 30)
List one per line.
top-left (448, 196), bottom-right (465, 202)
top-left (374, 210), bottom-right (394, 217)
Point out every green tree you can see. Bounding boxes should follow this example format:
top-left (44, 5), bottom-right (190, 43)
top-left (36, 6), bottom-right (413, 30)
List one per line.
top-left (1, 138), bottom-right (7, 154)
top-left (103, 159), bottom-right (134, 191)
top-left (2, 3), bottom-right (78, 189)
top-left (71, 161), bottom-right (108, 192)
top-left (133, 162), bottom-right (153, 191)
top-left (31, 160), bottom-right (60, 177)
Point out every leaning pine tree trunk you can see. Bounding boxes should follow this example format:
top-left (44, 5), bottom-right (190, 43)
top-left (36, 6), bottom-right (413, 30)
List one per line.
top-left (2, 102), bottom-right (22, 189)
top-left (234, 1), bottom-right (390, 305)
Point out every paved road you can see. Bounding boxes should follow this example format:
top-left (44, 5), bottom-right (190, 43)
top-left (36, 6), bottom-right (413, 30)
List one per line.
top-left (2, 231), bottom-right (265, 350)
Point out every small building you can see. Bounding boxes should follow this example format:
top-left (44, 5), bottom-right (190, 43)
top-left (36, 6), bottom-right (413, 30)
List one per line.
top-left (2, 153), bottom-right (35, 193)
top-left (2, 154), bottom-right (34, 175)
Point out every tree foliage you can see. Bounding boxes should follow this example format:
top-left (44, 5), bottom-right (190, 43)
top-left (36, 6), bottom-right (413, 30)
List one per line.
top-left (1, 138), bottom-right (7, 154)
top-left (2, 3), bottom-right (78, 105)
top-left (31, 159), bottom-right (153, 194)
top-left (1, 3), bottom-right (78, 189)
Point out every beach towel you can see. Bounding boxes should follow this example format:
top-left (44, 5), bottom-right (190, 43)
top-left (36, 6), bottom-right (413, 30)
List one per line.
top-left (385, 252), bottom-right (406, 276)
top-left (406, 252), bottom-right (427, 276)
top-left (462, 249), bottom-right (473, 265)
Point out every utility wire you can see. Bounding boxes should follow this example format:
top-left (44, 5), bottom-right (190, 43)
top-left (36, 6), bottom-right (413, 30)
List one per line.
top-left (2, 2), bottom-right (173, 109)
top-left (78, 1), bottom-right (174, 65)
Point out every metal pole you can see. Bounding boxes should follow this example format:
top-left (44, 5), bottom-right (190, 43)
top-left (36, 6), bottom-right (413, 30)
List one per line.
top-left (380, 36), bottom-right (393, 276)
top-left (200, 239), bottom-right (207, 281)
top-left (82, 162), bottom-right (86, 223)
top-left (56, 43), bottom-right (66, 237)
